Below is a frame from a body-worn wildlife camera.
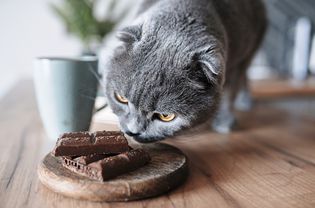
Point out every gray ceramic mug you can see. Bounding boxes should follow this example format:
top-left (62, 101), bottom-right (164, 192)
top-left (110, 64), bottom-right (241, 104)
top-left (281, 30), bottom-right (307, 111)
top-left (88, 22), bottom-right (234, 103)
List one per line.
top-left (34, 57), bottom-right (99, 140)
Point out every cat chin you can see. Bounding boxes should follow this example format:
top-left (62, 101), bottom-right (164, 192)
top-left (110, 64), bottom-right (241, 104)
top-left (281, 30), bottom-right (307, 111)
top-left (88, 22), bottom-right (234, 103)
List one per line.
top-left (131, 135), bottom-right (167, 143)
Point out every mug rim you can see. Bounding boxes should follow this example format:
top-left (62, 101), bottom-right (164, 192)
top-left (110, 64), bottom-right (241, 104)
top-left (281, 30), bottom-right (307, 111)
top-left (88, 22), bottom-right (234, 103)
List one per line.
top-left (36, 56), bottom-right (98, 62)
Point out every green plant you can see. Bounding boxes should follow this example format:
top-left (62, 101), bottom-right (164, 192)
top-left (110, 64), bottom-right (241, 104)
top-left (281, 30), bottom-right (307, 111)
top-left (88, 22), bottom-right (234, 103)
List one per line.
top-left (51, 0), bottom-right (121, 51)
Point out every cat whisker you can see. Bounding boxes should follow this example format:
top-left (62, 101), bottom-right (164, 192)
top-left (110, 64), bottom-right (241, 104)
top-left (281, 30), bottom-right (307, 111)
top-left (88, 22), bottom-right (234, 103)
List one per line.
top-left (174, 121), bottom-right (212, 140)
top-left (79, 94), bottom-right (97, 101)
top-left (78, 88), bottom-right (97, 101)
top-left (87, 63), bottom-right (105, 88)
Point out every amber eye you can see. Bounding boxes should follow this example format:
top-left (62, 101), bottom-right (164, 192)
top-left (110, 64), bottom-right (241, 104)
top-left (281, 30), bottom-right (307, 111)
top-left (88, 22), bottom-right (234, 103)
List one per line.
top-left (115, 92), bottom-right (128, 104)
top-left (157, 113), bottom-right (176, 122)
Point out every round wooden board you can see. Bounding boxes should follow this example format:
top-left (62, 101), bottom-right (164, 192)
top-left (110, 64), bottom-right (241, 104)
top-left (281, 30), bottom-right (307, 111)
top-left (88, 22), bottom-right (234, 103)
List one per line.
top-left (37, 143), bottom-right (188, 202)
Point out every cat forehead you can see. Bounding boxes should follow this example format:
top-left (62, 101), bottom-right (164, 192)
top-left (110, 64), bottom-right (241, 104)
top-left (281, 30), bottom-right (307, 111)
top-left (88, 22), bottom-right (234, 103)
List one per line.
top-left (114, 46), bottom-right (190, 85)
top-left (125, 73), bottom-right (179, 106)
top-left (141, 37), bottom-right (191, 64)
top-left (112, 52), bottom-right (193, 108)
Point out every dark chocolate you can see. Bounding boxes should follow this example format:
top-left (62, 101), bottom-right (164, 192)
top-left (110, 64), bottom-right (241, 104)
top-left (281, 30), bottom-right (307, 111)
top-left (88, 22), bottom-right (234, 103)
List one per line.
top-left (73, 154), bottom-right (111, 165)
top-left (53, 131), bottom-right (129, 156)
top-left (62, 149), bottom-right (151, 181)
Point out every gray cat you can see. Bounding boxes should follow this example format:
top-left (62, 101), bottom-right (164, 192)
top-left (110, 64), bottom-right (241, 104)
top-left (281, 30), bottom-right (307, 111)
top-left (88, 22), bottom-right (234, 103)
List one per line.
top-left (103, 0), bottom-right (267, 142)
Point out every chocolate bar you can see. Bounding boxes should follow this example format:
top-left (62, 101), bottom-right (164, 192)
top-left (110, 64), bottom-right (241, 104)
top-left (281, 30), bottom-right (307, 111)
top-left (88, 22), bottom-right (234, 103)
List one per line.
top-left (53, 131), bottom-right (129, 157)
top-left (62, 149), bottom-right (151, 181)
top-left (73, 154), bottom-right (112, 165)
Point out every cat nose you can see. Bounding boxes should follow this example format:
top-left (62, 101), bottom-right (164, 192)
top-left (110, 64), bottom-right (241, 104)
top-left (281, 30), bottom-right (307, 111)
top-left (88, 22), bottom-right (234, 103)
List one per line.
top-left (125, 131), bottom-right (140, 137)
top-left (125, 118), bottom-right (145, 136)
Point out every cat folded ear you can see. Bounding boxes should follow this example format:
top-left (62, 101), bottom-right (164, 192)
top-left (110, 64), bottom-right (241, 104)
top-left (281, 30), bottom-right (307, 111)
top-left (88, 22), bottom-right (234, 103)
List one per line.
top-left (195, 49), bottom-right (226, 87)
top-left (189, 49), bottom-right (226, 90)
top-left (116, 25), bottom-right (142, 43)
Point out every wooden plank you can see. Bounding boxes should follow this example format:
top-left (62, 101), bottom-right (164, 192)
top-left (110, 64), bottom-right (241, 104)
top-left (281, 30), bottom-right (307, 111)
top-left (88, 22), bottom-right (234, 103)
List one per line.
top-left (237, 107), bottom-right (315, 164)
top-left (251, 78), bottom-right (315, 100)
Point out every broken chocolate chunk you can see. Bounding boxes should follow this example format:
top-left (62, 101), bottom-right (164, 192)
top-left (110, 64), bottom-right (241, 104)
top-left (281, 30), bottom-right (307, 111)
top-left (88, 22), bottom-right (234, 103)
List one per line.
top-left (53, 131), bottom-right (129, 157)
top-left (62, 149), bottom-right (151, 181)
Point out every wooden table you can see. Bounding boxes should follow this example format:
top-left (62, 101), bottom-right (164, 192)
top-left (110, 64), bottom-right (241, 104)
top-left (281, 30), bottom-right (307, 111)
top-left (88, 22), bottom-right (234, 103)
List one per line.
top-left (1, 80), bottom-right (315, 208)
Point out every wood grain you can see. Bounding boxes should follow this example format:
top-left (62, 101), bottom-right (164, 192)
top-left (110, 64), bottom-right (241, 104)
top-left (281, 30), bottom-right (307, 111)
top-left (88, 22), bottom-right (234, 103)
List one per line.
top-left (37, 143), bottom-right (188, 202)
top-left (251, 78), bottom-right (315, 100)
top-left (1, 80), bottom-right (315, 208)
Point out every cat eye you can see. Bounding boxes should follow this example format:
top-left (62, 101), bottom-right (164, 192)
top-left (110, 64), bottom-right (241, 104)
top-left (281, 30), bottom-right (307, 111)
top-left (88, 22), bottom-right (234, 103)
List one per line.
top-left (114, 92), bottom-right (129, 104)
top-left (157, 113), bottom-right (176, 122)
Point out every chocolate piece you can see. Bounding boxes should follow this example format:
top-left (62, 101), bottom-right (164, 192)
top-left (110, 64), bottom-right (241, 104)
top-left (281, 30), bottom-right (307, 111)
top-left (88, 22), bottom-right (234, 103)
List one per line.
top-left (73, 153), bottom-right (120, 165)
top-left (62, 149), bottom-right (151, 181)
top-left (53, 131), bottom-right (129, 156)
top-left (63, 146), bottom-right (133, 164)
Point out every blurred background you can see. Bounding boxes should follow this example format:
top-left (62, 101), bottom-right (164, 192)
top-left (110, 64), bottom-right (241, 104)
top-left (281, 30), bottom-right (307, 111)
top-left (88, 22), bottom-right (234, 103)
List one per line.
top-left (0, 0), bottom-right (78, 97)
top-left (1, 0), bottom-right (315, 117)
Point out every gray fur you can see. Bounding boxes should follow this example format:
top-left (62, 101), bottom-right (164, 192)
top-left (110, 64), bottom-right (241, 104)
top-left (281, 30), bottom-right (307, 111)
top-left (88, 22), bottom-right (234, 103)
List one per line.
top-left (103, 0), bottom-right (267, 142)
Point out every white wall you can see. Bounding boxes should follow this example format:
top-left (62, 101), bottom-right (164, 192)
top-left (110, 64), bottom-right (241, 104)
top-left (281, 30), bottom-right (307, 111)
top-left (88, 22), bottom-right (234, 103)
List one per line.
top-left (0, 0), bottom-right (81, 97)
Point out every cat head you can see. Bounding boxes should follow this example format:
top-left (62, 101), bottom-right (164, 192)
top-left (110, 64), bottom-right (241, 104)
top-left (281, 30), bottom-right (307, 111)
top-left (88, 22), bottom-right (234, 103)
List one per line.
top-left (104, 21), bottom-right (225, 143)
